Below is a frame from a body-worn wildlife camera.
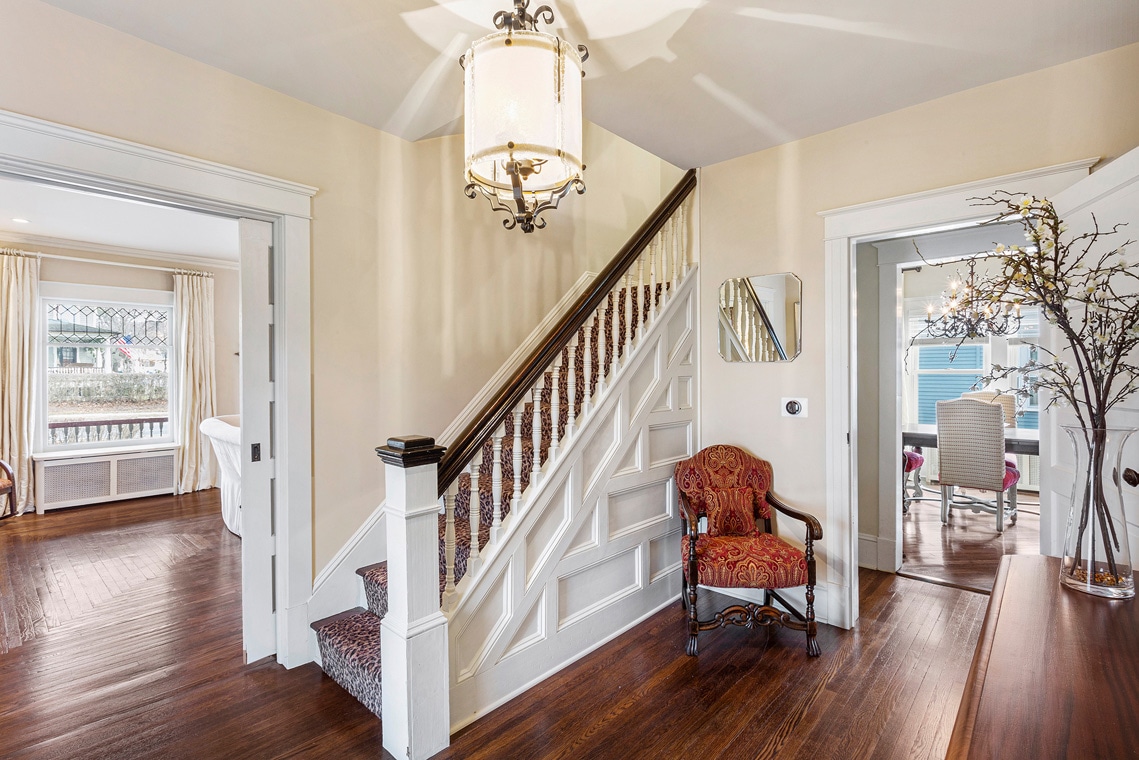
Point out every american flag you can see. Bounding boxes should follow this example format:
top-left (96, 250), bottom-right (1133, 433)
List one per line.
top-left (115, 334), bottom-right (133, 359)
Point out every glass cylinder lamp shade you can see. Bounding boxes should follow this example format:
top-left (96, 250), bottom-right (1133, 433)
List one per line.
top-left (464, 29), bottom-right (585, 232)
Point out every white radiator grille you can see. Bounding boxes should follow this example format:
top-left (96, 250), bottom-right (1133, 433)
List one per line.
top-left (36, 448), bottom-right (177, 510)
top-left (118, 454), bottom-right (175, 494)
top-left (44, 460), bottom-right (112, 504)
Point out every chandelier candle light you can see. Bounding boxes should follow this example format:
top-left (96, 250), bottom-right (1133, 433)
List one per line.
top-left (922, 256), bottom-right (1022, 340)
top-left (461, 0), bottom-right (588, 232)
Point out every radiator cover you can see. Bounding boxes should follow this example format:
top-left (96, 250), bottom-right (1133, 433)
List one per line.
top-left (34, 447), bottom-right (178, 512)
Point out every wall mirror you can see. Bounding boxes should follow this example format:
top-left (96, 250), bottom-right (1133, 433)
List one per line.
top-left (718, 272), bottom-right (802, 362)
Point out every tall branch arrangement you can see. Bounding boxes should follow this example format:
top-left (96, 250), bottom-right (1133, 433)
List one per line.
top-left (971, 192), bottom-right (1135, 587)
top-left (972, 193), bottom-right (1137, 430)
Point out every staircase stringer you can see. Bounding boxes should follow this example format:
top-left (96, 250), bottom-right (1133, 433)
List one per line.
top-left (446, 268), bottom-right (699, 731)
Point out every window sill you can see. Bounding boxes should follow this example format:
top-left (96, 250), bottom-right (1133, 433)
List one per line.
top-left (33, 442), bottom-right (180, 461)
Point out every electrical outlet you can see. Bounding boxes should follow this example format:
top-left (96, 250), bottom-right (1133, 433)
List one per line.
top-left (781, 398), bottom-right (808, 417)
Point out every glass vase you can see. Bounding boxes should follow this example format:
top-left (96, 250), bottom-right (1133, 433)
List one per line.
top-left (1059, 426), bottom-right (1136, 599)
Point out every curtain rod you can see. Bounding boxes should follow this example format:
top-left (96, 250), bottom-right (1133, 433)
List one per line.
top-left (1, 247), bottom-right (213, 276)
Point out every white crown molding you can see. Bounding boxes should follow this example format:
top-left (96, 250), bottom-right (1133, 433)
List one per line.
top-left (0, 109), bottom-right (317, 219)
top-left (0, 231), bottom-right (239, 270)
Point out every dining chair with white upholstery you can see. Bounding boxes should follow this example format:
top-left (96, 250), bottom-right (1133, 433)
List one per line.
top-left (961, 390), bottom-right (1018, 427)
top-left (936, 398), bottom-right (1020, 532)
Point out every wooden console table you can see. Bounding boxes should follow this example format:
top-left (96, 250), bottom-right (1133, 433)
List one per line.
top-left (948, 555), bottom-right (1139, 758)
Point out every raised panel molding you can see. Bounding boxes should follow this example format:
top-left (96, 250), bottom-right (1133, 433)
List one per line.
top-left (650, 529), bottom-right (683, 583)
top-left (557, 547), bottom-right (642, 630)
top-left (648, 421), bottom-right (692, 468)
top-left (446, 269), bottom-right (700, 731)
top-left (608, 481), bottom-right (672, 541)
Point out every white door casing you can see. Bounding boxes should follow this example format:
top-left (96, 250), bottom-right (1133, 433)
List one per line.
top-left (240, 218), bottom-right (276, 662)
top-left (0, 110), bottom-right (315, 667)
top-left (821, 157), bottom-right (1099, 613)
top-left (1043, 146), bottom-right (1139, 558)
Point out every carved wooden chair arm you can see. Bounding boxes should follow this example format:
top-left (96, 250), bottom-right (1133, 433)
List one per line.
top-left (677, 490), bottom-right (700, 536)
top-left (0, 459), bottom-right (13, 484)
top-left (766, 492), bottom-right (823, 542)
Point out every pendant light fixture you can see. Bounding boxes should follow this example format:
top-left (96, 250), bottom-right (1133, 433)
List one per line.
top-left (461, 1), bottom-right (588, 232)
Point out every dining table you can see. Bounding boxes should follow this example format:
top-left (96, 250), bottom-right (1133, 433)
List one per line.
top-left (901, 423), bottom-right (1040, 456)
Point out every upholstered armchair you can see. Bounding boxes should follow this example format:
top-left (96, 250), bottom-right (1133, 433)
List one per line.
top-left (0, 458), bottom-right (15, 520)
top-left (675, 445), bottom-right (823, 657)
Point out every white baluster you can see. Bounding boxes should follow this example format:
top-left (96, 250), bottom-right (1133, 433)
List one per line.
top-left (624, 272), bottom-right (634, 359)
top-left (610, 286), bottom-right (621, 377)
top-left (649, 240), bottom-right (658, 323)
top-left (680, 204), bottom-right (690, 278)
top-left (491, 423), bottom-right (504, 543)
top-left (512, 400), bottom-right (524, 512)
top-left (531, 385), bottom-right (542, 488)
top-left (582, 319), bottom-right (594, 415)
top-left (565, 333), bottom-right (578, 441)
top-left (443, 485), bottom-right (457, 601)
top-left (596, 307), bottom-right (609, 396)
top-left (665, 214), bottom-right (674, 291)
top-left (549, 357), bottom-right (561, 463)
top-left (658, 225), bottom-right (671, 311)
top-left (468, 456), bottom-right (481, 568)
top-left (637, 253), bottom-right (646, 336)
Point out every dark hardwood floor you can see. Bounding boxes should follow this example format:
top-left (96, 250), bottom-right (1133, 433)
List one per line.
top-left (900, 490), bottom-right (1040, 593)
top-left (0, 491), bottom-right (382, 758)
top-left (1, 491), bottom-right (992, 759)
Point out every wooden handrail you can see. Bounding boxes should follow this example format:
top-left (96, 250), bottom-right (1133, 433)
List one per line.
top-left (437, 168), bottom-right (698, 493)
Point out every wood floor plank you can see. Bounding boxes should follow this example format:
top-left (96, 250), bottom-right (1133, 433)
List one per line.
top-left (1, 489), bottom-right (994, 759)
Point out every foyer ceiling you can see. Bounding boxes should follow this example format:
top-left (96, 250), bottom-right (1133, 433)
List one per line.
top-left (41, 0), bottom-right (1139, 168)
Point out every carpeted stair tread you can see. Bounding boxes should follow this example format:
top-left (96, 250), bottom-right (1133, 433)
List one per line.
top-left (357, 562), bottom-right (389, 618)
top-left (318, 283), bottom-right (673, 719)
top-left (313, 608), bottom-right (384, 718)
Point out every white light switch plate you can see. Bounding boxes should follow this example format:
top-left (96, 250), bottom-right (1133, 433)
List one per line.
top-left (781, 398), bottom-right (808, 417)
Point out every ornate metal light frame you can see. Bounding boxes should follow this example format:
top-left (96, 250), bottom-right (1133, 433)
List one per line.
top-left (461, 1), bottom-right (589, 232)
top-left (923, 256), bottom-right (1022, 340)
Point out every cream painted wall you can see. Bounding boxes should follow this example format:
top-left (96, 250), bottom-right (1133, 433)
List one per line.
top-left (0, 0), bottom-right (679, 569)
top-left (700, 42), bottom-right (1139, 584)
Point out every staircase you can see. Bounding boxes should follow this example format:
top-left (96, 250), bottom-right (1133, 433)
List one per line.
top-left (311, 170), bottom-right (699, 736)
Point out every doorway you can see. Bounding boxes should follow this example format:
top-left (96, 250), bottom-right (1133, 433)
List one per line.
top-left (0, 109), bottom-right (314, 667)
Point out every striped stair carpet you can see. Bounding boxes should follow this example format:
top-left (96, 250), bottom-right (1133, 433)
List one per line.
top-left (311, 285), bottom-right (666, 718)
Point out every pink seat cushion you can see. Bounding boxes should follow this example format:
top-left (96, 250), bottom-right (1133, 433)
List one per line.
top-left (902, 450), bottom-right (925, 473)
top-left (1003, 464), bottom-right (1021, 491)
top-left (682, 532), bottom-right (808, 589)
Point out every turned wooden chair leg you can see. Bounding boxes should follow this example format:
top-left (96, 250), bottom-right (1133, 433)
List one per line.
top-left (686, 557), bottom-right (700, 656)
top-left (805, 582), bottom-right (820, 657)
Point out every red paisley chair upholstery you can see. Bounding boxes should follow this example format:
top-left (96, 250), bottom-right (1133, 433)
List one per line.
top-left (675, 445), bottom-right (822, 657)
top-left (0, 459), bottom-right (15, 520)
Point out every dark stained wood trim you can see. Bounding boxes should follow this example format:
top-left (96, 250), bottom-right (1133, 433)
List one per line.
top-left (948, 557), bottom-right (1010, 759)
top-left (436, 168), bottom-right (698, 493)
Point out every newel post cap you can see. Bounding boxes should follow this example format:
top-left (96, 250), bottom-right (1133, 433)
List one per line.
top-left (376, 435), bottom-right (446, 468)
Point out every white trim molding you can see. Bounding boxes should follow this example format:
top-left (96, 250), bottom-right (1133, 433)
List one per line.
top-left (819, 158), bottom-right (1098, 622)
top-left (0, 108), bottom-right (317, 668)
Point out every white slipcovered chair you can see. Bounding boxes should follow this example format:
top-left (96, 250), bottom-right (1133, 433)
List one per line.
top-left (936, 398), bottom-right (1020, 532)
top-left (200, 415), bottom-right (242, 536)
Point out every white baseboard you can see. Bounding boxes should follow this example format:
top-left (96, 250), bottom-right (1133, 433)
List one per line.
top-left (858, 533), bottom-right (878, 569)
top-left (449, 590), bottom-right (680, 734)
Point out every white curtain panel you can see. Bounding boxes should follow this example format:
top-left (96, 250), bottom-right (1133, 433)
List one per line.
top-left (174, 272), bottom-right (217, 493)
top-left (0, 250), bottom-right (40, 514)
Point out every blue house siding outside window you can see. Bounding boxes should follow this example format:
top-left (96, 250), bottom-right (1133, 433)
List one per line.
top-left (915, 344), bottom-right (984, 424)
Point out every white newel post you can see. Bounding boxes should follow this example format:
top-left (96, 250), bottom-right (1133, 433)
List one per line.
top-left (376, 436), bottom-right (450, 760)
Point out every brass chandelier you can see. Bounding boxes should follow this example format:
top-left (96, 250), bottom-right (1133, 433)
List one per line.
top-left (461, 1), bottom-right (588, 232)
